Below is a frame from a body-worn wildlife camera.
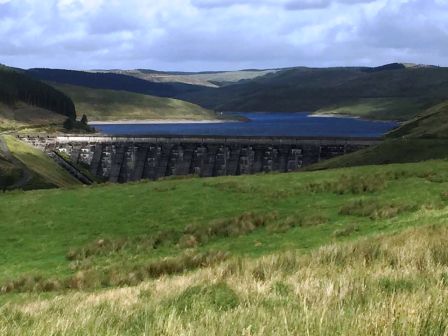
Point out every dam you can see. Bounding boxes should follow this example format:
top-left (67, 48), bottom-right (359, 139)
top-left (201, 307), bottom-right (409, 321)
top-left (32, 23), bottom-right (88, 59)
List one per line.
top-left (20, 135), bottom-right (381, 183)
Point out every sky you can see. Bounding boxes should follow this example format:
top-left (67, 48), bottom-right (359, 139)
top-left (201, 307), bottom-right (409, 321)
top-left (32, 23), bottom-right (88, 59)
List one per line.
top-left (0, 0), bottom-right (447, 71)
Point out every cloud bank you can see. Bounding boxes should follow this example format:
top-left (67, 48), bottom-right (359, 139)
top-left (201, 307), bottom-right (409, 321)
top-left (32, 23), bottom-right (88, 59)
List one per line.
top-left (0, 0), bottom-right (446, 70)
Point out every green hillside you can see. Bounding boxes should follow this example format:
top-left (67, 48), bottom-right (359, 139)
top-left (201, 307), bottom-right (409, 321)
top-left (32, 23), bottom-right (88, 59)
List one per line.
top-left (1, 159), bottom-right (448, 334)
top-left (0, 135), bottom-right (80, 190)
top-left (0, 66), bottom-right (78, 132)
top-left (388, 101), bottom-right (448, 138)
top-left (179, 65), bottom-right (448, 120)
top-left (308, 100), bottom-right (448, 170)
top-left (52, 83), bottom-right (217, 121)
top-left (3, 159), bottom-right (446, 282)
top-left (0, 150), bottom-right (21, 190)
top-left (28, 64), bottom-right (448, 122)
top-left (0, 102), bottom-right (67, 132)
top-left (309, 138), bottom-right (448, 170)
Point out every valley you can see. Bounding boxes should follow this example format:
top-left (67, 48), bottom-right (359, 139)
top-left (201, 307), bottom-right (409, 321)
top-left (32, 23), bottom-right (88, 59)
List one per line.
top-left (1, 62), bottom-right (448, 336)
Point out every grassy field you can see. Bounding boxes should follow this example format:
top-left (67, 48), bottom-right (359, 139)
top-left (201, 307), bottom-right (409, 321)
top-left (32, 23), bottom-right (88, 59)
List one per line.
top-left (0, 159), bottom-right (448, 334)
top-left (3, 159), bottom-right (448, 281)
top-left (51, 83), bottom-right (217, 121)
top-left (1, 223), bottom-right (447, 335)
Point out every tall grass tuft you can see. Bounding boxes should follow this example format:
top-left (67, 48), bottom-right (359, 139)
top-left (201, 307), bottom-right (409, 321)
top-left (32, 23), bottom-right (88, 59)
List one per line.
top-left (1, 250), bottom-right (230, 293)
top-left (339, 198), bottom-right (416, 219)
top-left (181, 212), bottom-right (278, 245)
top-left (305, 174), bottom-right (388, 194)
top-left (169, 282), bottom-right (239, 313)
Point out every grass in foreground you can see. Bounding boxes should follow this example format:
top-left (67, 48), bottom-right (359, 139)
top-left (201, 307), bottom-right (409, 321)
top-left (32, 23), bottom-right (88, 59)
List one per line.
top-left (52, 83), bottom-right (217, 121)
top-left (1, 159), bottom-right (448, 334)
top-left (1, 159), bottom-right (448, 286)
top-left (0, 222), bottom-right (447, 335)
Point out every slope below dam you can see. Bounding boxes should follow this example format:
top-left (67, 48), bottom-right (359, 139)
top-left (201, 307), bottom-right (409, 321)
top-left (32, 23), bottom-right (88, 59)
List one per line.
top-left (21, 135), bottom-right (381, 183)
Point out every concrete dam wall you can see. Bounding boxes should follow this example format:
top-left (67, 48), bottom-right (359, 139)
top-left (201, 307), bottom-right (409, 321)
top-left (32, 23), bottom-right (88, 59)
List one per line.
top-left (21, 135), bottom-right (381, 183)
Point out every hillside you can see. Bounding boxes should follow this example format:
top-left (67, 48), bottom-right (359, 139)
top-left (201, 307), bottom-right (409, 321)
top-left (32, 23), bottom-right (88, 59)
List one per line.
top-left (0, 135), bottom-right (81, 190)
top-left (309, 100), bottom-right (448, 170)
top-left (0, 67), bottom-right (78, 132)
top-left (388, 101), bottom-right (448, 138)
top-left (1, 159), bottom-right (448, 334)
top-left (0, 67), bottom-right (75, 120)
top-left (27, 68), bottom-right (205, 98)
top-left (51, 83), bottom-right (217, 122)
top-left (179, 65), bottom-right (448, 120)
top-left (28, 65), bottom-right (448, 121)
top-left (0, 102), bottom-right (67, 132)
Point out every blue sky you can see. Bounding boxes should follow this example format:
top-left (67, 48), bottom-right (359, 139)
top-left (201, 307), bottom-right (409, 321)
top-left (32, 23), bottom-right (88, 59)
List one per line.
top-left (0, 0), bottom-right (447, 71)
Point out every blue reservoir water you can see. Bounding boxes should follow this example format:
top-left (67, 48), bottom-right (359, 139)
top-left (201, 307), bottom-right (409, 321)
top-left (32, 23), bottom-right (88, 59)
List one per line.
top-left (91, 112), bottom-right (398, 137)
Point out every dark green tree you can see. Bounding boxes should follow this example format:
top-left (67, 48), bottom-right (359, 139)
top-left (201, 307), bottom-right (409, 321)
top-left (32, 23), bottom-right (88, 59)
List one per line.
top-left (0, 67), bottom-right (76, 119)
top-left (63, 118), bottom-right (74, 130)
top-left (80, 114), bottom-right (88, 125)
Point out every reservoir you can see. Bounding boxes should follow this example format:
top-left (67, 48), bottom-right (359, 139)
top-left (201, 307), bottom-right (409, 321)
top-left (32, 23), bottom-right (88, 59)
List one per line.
top-left (91, 112), bottom-right (398, 138)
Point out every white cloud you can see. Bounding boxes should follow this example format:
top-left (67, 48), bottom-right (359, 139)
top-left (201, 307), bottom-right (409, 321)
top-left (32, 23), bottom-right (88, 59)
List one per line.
top-left (0, 0), bottom-right (446, 70)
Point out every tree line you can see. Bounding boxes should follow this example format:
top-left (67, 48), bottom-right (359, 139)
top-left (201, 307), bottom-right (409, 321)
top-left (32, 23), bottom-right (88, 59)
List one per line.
top-left (0, 67), bottom-right (76, 119)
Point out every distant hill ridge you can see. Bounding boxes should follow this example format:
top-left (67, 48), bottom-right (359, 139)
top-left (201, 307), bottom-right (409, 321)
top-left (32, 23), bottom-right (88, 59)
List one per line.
top-left (27, 63), bottom-right (448, 120)
top-left (27, 68), bottom-right (205, 97)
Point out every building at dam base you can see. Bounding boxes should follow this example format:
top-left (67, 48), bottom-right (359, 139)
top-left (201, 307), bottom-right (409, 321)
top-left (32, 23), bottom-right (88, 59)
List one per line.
top-left (21, 135), bottom-right (380, 183)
